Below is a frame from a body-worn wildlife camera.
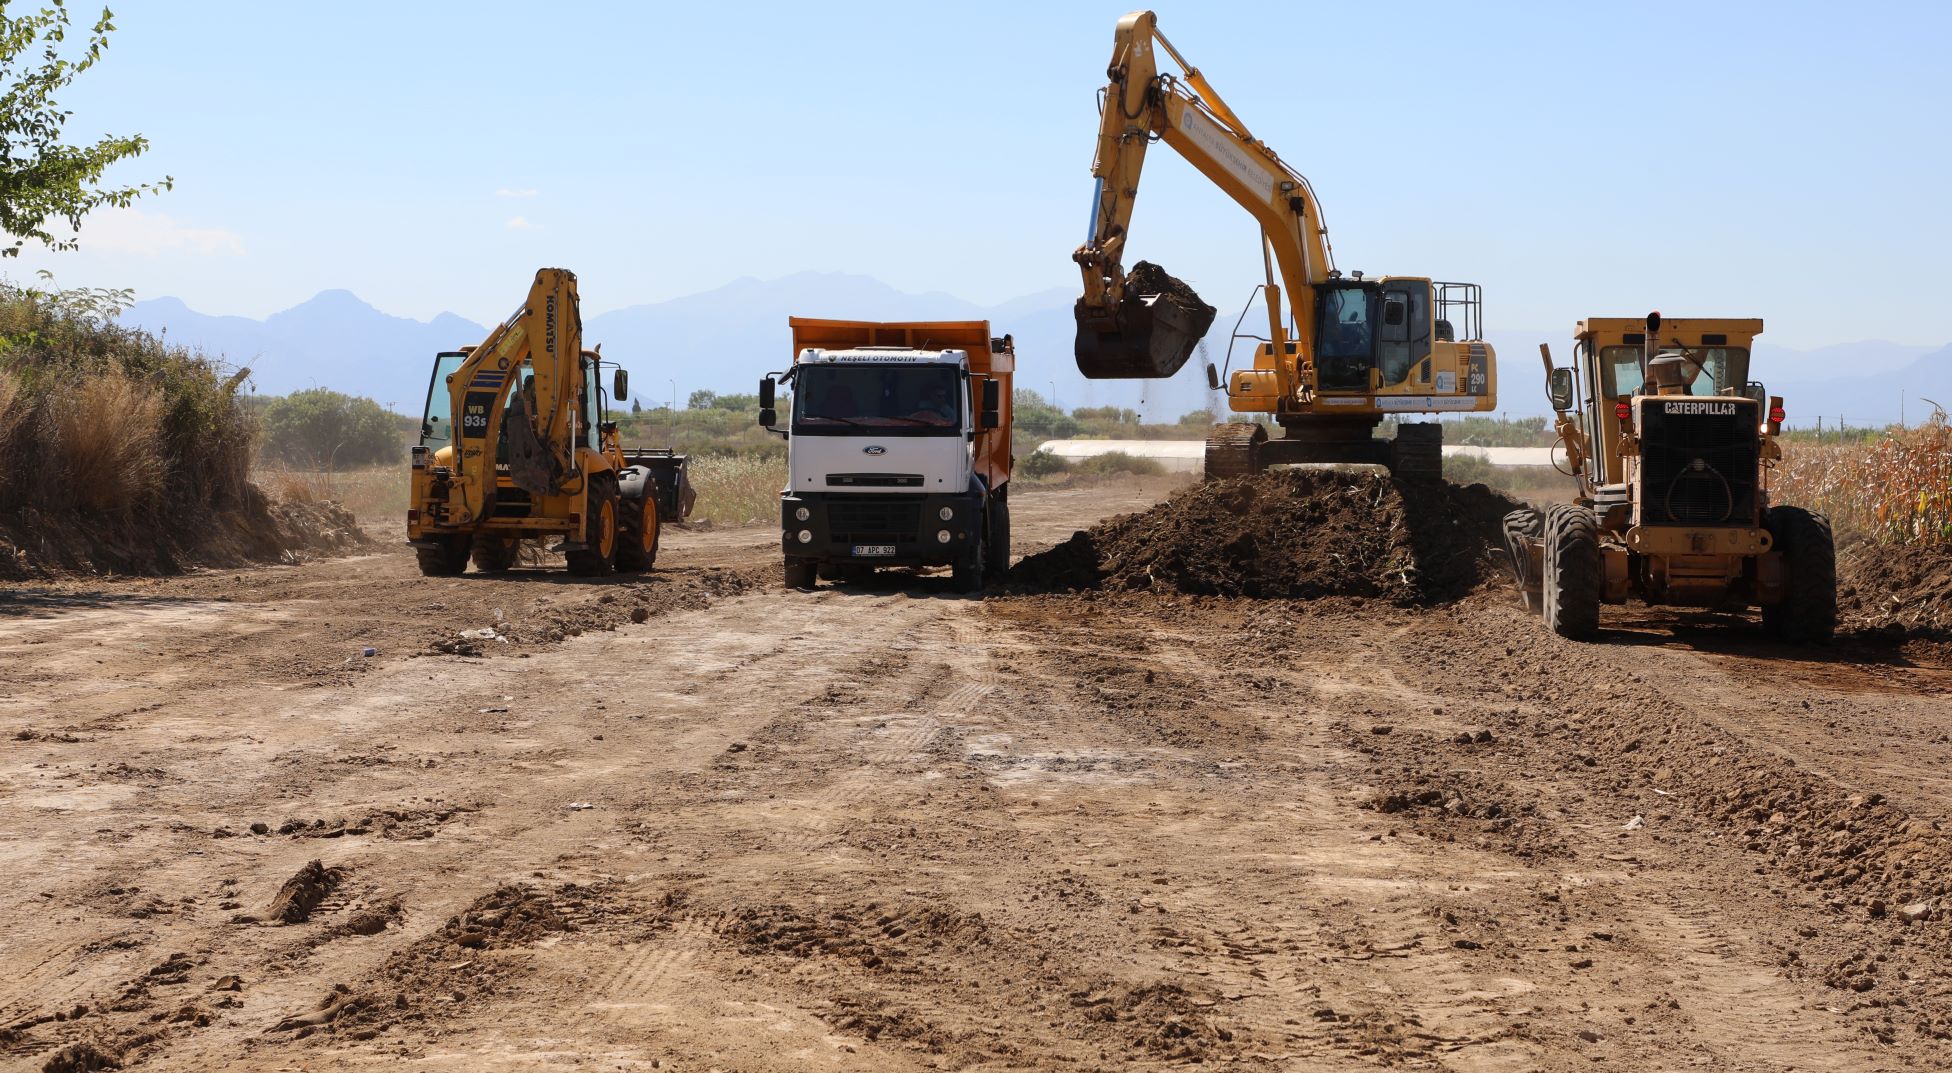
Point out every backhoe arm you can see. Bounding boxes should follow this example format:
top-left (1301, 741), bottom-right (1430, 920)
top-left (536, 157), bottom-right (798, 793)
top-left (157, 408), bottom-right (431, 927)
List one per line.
top-left (442, 267), bottom-right (584, 525)
top-left (1074, 9), bottom-right (1335, 392)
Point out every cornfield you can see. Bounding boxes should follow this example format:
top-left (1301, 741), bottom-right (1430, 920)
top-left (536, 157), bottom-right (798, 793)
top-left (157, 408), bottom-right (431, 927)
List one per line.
top-left (1775, 408), bottom-right (1952, 545)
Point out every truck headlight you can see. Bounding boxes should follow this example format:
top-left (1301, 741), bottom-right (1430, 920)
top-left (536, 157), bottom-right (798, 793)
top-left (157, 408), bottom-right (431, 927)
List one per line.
top-left (798, 529), bottom-right (814, 544)
top-left (936, 529), bottom-right (951, 544)
top-left (795, 506), bottom-right (811, 522)
top-left (937, 506), bottom-right (954, 521)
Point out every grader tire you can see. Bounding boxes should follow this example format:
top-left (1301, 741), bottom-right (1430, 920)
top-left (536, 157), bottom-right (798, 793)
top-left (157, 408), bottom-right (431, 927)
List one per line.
top-left (1542, 503), bottom-right (1601, 640)
top-left (1763, 505), bottom-right (1837, 643)
top-left (1502, 507), bottom-right (1544, 613)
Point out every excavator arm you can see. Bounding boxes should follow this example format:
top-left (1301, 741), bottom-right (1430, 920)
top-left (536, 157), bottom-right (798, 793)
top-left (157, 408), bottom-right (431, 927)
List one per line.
top-left (442, 267), bottom-right (585, 525)
top-left (1075, 9), bottom-right (1334, 394)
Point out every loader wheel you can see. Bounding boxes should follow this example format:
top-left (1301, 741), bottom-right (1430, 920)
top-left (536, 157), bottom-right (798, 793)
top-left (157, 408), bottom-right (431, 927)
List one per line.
top-left (615, 493), bottom-right (660, 573)
top-left (1502, 507), bottom-right (1544, 613)
top-left (984, 493), bottom-right (1012, 580)
top-left (1203, 422), bottom-right (1266, 481)
top-left (470, 535), bottom-right (518, 573)
top-left (1387, 422), bottom-right (1444, 482)
top-left (1542, 502), bottom-right (1601, 640)
top-left (1763, 505), bottom-right (1837, 643)
top-left (783, 558), bottom-right (816, 590)
top-left (414, 535), bottom-right (471, 577)
top-left (566, 476), bottom-right (619, 577)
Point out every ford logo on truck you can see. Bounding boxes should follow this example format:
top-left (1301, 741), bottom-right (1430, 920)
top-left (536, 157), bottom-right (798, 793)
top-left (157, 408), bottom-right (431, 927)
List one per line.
top-left (862, 445), bottom-right (887, 455)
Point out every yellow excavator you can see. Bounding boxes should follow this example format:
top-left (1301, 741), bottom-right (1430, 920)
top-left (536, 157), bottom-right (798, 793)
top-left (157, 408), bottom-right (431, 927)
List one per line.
top-left (405, 267), bottom-right (690, 576)
top-left (1075, 10), bottom-right (1497, 480)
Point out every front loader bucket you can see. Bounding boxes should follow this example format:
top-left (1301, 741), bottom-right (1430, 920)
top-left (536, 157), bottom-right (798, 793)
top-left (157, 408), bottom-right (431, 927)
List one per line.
top-left (1074, 261), bottom-right (1217, 379)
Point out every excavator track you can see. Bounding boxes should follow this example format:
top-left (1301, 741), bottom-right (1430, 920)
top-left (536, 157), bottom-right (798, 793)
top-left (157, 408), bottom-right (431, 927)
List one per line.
top-left (1203, 422), bottom-right (1267, 482)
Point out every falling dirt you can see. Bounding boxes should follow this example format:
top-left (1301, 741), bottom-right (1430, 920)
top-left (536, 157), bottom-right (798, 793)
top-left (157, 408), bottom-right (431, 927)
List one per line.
top-left (4, 482), bottom-right (1952, 1070)
top-left (1010, 470), bottom-right (1522, 603)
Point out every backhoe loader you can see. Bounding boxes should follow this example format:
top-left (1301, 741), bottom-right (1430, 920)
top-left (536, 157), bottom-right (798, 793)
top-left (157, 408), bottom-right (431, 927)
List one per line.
top-left (1074, 10), bottom-right (1498, 480)
top-left (1503, 313), bottom-right (1835, 641)
top-left (405, 268), bottom-right (690, 577)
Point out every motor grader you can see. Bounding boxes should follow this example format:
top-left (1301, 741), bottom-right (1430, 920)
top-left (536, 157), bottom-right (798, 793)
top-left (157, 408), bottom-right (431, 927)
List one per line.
top-left (1504, 313), bottom-right (1835, 641)
top-left (406, 267), bottom-right (690, 577)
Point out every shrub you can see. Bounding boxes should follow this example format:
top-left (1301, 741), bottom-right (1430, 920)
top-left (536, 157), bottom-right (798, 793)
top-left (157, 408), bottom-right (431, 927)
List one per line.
top-left (259, 388), bottom-right (406, 468)
top-left (1075, 451), bottom-right (1165, 477)
top-left (687, 453), bottom-right (785, 526)
top-left (0, 279), bottom-right (261, 572)
top-left (1019, 449), bottom-right (1071, 479)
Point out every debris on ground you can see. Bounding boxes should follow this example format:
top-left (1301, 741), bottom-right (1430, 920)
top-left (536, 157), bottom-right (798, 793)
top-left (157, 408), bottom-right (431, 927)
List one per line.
top-left (1008, 470), bottom-right (1521, 603)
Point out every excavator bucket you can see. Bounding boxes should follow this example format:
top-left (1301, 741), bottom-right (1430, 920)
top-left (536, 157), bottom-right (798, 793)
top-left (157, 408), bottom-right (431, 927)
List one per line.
top-left (1074, 262), bottom-right (1217, 379)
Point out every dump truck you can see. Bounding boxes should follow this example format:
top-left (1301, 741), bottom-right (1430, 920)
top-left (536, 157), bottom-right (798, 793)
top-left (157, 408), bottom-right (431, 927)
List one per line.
top-left (1504, 313), bottom-right (1836, 641)
top-left (1072, 10), bottom-right (1497, 480)
top-left (759, 318), bottom-right (1014, 593)
top-left (407, 268), bottom-right (691, 576)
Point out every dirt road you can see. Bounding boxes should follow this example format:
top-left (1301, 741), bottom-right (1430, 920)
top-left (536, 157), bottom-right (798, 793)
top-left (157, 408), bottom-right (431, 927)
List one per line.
top-left (4, 481), bottom-right (1951, 1071)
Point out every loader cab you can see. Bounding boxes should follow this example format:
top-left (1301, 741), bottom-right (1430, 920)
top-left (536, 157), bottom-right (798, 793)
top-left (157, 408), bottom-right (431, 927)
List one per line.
top-left (1311, 278), bottom-right (1437, 392)
top-left (418, 351), bottom-right (470, 451)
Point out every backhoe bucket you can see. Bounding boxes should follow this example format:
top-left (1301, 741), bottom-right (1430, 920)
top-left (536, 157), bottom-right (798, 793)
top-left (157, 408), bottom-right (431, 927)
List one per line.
top-left (1073, 262), bottom-right (1217, 379)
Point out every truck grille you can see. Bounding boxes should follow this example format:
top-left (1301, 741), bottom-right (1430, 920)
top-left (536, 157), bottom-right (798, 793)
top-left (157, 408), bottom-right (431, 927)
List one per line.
top-left (827, 495), bottom-right (921, 543)
top-left (1636, 399), bottom-right (1759, 526)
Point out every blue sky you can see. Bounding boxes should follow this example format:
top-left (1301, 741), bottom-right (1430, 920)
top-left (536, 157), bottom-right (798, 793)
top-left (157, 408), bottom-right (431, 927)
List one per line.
top-left (13, 0), bottom-right (1952, 346)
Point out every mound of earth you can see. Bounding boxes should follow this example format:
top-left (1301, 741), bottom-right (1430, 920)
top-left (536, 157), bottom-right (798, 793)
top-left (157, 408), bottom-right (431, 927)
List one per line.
top-left (0, 484), bottom-right (372, 580)
top-left (1838, 537), bottom-right (1952, 632)
top-left (1008, 470), bottom-right (1522, 604)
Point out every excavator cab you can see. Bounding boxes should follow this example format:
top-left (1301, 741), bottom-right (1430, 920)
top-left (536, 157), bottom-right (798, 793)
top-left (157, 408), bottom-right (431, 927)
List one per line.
top-left (1074, 261), bottom-right (1218, 379)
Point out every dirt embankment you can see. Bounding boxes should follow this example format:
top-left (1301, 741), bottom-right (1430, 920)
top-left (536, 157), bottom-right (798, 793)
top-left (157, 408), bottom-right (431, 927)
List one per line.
top-left (0, 489), bottom-right (371, 581)
top-left (1008, 470), bottom-right (1522, 604)
top-left (1838, 536), bottom-right (1952, 633)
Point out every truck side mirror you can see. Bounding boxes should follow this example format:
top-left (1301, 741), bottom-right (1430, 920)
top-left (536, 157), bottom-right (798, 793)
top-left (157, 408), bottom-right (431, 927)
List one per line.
top-left (758, 377), bottom-right (777, 428)
top-left (612, 369), bottom-right (629, 401)
top-left (1548, 367), bottom-right (1575, 412)
top-left (979, 378), bottom-right (1000, 429)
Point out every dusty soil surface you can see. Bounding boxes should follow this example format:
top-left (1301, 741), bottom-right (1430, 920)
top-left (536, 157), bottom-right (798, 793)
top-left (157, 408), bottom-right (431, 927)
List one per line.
top-left (3, 478), bottom-right (1950, 1071)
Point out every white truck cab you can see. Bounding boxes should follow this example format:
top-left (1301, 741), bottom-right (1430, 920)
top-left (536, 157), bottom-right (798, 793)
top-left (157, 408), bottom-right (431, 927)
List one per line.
top-left (761, 320), bottom-right (1014, 593)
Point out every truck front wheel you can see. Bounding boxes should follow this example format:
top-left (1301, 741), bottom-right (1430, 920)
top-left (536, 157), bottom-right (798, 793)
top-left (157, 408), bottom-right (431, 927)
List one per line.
top-left (984, 495), bottom-right (1011, 580)
top-left (952, 512), bottom-right (987, 595)
top-left (784, 558), bottom-right (816, 590)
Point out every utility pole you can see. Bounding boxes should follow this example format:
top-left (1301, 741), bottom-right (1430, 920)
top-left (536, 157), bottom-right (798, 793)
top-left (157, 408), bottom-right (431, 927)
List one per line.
top-left (1049, 381), bottom-right (1060, 411)
top-left (668, 379), bottom-right (677, 413)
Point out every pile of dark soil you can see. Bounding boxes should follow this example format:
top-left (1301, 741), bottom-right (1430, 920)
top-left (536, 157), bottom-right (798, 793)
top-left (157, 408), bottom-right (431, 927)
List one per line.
top-left (1126, 261), bottom-right (1215, 322)
top-left (1838, 537), bottom-right (1952, 632)
top-left (1008, 470), bottom-right (1522, 604)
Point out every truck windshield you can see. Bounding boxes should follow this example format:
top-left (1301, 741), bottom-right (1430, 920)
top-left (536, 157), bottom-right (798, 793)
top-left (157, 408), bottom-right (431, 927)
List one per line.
top-left (419, 353), bottom-right (466, 449)
top-left (1600, 346), bottom-right (1750, 398)
top-left (795, 364), bottom-right (962, 435)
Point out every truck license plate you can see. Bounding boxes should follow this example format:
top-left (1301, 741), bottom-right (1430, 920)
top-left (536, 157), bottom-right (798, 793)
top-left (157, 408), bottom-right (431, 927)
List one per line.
top-left (852, 545), bottom-right (895, 557)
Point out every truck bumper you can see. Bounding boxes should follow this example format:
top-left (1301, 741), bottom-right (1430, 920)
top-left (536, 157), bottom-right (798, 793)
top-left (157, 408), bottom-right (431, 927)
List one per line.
top-left (781, 490), bottom-right (981, 567)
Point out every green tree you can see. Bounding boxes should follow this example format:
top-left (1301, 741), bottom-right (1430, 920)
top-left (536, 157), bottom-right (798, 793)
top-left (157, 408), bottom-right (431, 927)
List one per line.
top-left (1012, 388), bottom-right (1080, 440)
top-left (260, 388), bottom-right (404, 468)
top-left (1, 4), bottom-right (170, 257)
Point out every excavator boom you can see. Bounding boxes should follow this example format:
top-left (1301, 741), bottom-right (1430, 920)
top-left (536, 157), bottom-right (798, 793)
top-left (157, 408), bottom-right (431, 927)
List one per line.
top-left (444, 268), bottom-right (583, 525)
top-left (1074, 10), bottom-right (1333, 382)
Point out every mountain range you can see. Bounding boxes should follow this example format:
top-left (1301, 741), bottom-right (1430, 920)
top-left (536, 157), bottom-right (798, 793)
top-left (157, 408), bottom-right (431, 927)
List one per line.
top-left (124, 274), bottom-right (1949, 428)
